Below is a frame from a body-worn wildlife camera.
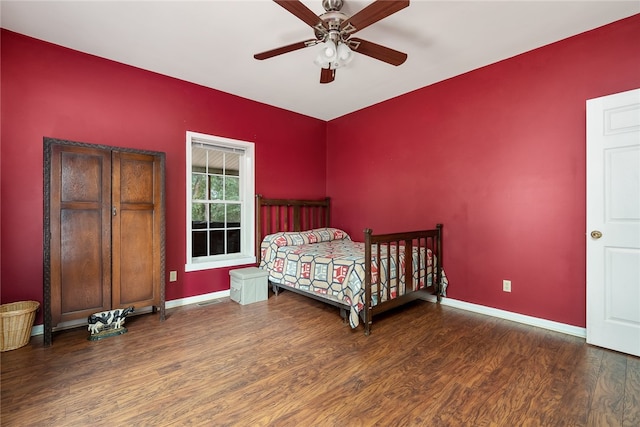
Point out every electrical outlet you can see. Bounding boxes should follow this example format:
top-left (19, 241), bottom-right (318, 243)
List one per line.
top-left (169, 271), bottom-right (177, 282)
top-left (503, 279), bottom-right (512, 292)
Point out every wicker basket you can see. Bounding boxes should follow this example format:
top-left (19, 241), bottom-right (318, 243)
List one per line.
top-left (0, 301), bottom-right (39, 352)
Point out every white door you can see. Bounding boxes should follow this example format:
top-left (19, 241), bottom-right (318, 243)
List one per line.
top-left (586, 88), bottom-right (640, 357)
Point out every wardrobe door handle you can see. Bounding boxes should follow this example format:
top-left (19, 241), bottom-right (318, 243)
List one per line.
top-left (112, 206), bottom-right (117, 216)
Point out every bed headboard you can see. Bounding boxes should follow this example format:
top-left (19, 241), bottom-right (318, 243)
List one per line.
top-left (255, 195), bottom-right (330, 263)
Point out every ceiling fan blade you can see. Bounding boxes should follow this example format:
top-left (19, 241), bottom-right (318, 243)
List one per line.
top-left (274, 0), bottom-right (327, 30)
top-left (348, 38), bottom-right (407, 66)
top-left (320, 67), bottom-right (335, 84)
top-left (340, 0), bottom-right (409, 34)
top-left (254, 39), bottom-right (318, 60)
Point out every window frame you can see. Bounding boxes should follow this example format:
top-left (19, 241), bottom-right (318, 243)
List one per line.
top-left (185, 131), bottom-right (255, 272)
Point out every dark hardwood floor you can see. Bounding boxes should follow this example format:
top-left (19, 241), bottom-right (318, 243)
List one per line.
top-left (2, 291), bottom-right (639, 426)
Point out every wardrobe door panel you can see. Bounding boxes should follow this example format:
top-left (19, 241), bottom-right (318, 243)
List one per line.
top-left (118, 210), bottom-right (154, 303)
top-left (60, 210), bottom-right (105, 314)
top-left (112, 151), bottom-right (163, 309)
top-left (50, 145), bottom-right (111, 325)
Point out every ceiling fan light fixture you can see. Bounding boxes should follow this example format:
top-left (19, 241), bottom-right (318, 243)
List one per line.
top-left (315, 40), bottom-right (353, 70)
top-left (314, 52), bottom-right (330, 68)
top-left (320, 39), bottom-right (337, 61)
top-left (337, 42), bottom-right (353, 64)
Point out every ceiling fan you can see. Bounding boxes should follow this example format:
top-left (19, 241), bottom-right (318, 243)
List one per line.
top-left (254, 0), bottom-right (410, 84)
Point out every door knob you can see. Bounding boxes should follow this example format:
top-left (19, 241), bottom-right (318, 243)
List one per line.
top-left (590, 230), bottom-right (603, 239)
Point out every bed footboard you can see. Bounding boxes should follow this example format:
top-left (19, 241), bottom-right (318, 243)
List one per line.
top-left (362, 225), bottom-right (443, 335)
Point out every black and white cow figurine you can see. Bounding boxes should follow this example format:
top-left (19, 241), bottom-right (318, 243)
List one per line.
top-left (87, 306), bottom-right (134, 334)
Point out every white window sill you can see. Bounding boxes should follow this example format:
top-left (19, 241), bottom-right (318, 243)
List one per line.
top-left (185, 255), bottom-right (257, 272)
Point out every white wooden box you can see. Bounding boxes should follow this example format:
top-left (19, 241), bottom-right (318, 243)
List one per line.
top-left (229, 267), bottom-right (269, 305)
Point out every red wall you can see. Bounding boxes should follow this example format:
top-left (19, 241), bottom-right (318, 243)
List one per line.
top-left (3, 15), bottom-right (639, 330)
top-left (0, 30), bottom-right (327, 323)
top-left (326, 15), bottom-right (640, 327)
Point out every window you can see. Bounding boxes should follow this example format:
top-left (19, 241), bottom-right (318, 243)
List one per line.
top-left (186, 131), bottom-right (255, 271)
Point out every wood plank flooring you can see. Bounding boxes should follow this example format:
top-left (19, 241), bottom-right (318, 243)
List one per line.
top-left (2, 292), bottom-right (639, 426)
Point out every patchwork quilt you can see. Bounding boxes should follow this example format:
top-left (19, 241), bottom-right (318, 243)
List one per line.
top-left (259, 228), bottom-right (447, 328)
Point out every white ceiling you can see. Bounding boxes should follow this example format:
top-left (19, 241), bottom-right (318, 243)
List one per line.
top-left (2, 1), bottom-right (638, 121)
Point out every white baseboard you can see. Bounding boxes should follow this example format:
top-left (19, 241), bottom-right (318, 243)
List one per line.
top-left (30, 290), bottom-right (231, 337)
top-left (165, 290), bottom-right (230, 309)
top-left (31, 324), bottom-right (44, 337)
top-left (423, 295), bottom-right (586, 338)
top-left (31, 291), bottom-right (585, 339)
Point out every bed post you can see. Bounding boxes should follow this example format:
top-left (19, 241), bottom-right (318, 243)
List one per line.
top-left (436, 223), bottom-right (443, 302)
top-left (364, 228), bottom-right (373, 335)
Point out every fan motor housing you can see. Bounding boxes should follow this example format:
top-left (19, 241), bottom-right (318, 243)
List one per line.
top-left (316, 11), bottom-right (348, 40)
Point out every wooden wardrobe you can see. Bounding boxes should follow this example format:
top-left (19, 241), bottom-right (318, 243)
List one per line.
top-left (43, 138), bottom-right (166, 346)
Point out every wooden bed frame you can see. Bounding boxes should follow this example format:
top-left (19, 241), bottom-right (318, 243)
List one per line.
top-left (256, 195), bottom-right (443, 335)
